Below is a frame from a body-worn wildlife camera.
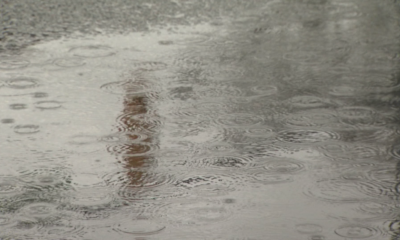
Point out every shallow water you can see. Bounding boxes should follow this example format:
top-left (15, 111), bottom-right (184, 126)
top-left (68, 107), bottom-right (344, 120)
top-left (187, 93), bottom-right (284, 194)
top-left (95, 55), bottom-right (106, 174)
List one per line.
top-left (1, 0), bottom-right (400, 239)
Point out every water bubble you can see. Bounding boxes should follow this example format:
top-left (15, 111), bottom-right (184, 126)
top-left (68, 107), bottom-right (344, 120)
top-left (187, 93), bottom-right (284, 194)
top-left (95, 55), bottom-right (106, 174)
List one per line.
top-left (334, 225), bottom-right (378, 239)
top-left (34, 100), bottom-right (62, 110)
top-left (114, 217), bottom-right (166, 235)
top-left (9, 103), bottom-right (27, 110)
top-left (53, 57), bottom-right (85, 68)
top-left (14, 125), bottom-right (40, 134)
top-left (277, 129), bottom-right (339, 144)
top-left (69, 45), bottom-right (115, 58)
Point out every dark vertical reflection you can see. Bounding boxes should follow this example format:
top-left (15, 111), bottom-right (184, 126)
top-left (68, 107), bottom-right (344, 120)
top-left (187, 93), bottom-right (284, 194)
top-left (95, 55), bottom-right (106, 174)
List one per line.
top-left (108, 70), bottom-right (156, 190)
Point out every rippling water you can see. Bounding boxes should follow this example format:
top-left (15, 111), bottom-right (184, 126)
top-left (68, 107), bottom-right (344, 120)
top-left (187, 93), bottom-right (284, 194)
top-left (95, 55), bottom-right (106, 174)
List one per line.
top-left (1, 0), bottom-right (400, 239)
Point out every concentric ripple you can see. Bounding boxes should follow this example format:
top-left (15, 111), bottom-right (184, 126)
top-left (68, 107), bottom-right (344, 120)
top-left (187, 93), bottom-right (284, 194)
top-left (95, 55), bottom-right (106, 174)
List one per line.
top-left (5, 77), bottom-right (39, 89)
top-left (192, 155), bottom-right (255, 169)
top-left (69, 45), bottom-right (115, 58)
top-left (249, 85), bottom-right (278, 97)
top-left (43, 219), bottom-right (86, 237)
top-left (34, 101), bottom-right (62, 110)
top-left (263, 159), bottom-right (305, 174)
top-left (283, 110), bottom-right (338, 128)
top-left (153, 200), bottom-right (233, 226)
top-left (217, 113), bottom-right (263, 128)
top-left (334, 224), bottom-right (379, 239)
top-left (53, 57), bottom-right (86, 68)
top-left (244, 127), bottom-right (275, 139)
top-left (116, 113), bottom-right (164, 133)
top-left (69, 187), bottom-right (114, 207)
top-left (337, 106), bottom-right (376, 125)
top-left (368, 168), bottom-right (398, 186)
top-left (329, 85), bottom-right (360, 97)
top-left (32, 92), bottom-right (48, 98)
top-left (358, 202), bottom-right (396, 217)
top-left (304, 179), bottom-right (384, 203)
top-left (0, 215), bottom-right (14, 227)
top-left (9, 103), bottom-right (27, 110)
top-left (0, 58), bottom-right (30, 70)
top-left (103, 170), bottom-right (173, 189)
top-left (277, 129), bottom-right (339, 144)
top-left (250, 172), bottom-right (294, 185)
top-left (132, 61), bottom-right (168, 71)
top-left (19, 167), bottom-right (72, 191)
top-left (197, 84), bottom-right (243, 99)
top-left (320, 143), bottom-right (381, 163)
top-left (175, 173), bottom-right (243, 197)
top-left (19, 202), bottom-right (58, 219)
top-left (113, 217), bottom-right (166, 235)
top-left (106, 143), bottom-right (158, 157)
top-left (296, 223), bottom-right (323, 234)
top-left (283, 51), bottom-right (320, 64)
top-left (14, 125), bottom-right (40, 134)
top-left (100, 80), bottom-right (152, 95)
top-left (0, 177), bottom-right (24, 197)
top-left (100, 132), bottom-right (149, 144)
top-left (287, 95), bottom-right (332, 109)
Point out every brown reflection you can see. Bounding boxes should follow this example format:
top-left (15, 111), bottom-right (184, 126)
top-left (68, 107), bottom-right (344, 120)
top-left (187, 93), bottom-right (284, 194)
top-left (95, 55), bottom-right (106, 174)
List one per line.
top-left (108, 71), bottom-right (156, 188)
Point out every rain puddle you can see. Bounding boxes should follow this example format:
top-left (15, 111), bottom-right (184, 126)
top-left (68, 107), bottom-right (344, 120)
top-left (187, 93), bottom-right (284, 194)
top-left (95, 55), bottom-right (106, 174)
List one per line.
top-left (1, 0), bottom-right (400, 239)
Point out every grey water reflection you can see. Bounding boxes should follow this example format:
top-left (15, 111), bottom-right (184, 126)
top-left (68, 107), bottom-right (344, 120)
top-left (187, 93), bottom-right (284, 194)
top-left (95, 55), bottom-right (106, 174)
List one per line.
top-left (1, 0), bottom-right (400, 239)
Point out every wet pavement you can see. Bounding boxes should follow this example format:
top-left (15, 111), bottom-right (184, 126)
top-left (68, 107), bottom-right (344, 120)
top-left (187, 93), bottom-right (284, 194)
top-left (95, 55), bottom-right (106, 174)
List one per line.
top-left (1, 0), bottom-right (400, 239)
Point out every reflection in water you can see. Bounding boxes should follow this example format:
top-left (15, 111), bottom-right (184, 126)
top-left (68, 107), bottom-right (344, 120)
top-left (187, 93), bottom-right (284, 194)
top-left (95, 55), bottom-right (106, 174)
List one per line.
top-left (2, 0), bottom-right (400, 239)
top-left (107, 71), bottom-right (157, 193)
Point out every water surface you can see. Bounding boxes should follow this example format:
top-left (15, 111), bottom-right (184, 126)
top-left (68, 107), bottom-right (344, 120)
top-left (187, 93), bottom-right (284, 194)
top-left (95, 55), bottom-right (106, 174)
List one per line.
top-left (1, 0), bottom-right (400, 239)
